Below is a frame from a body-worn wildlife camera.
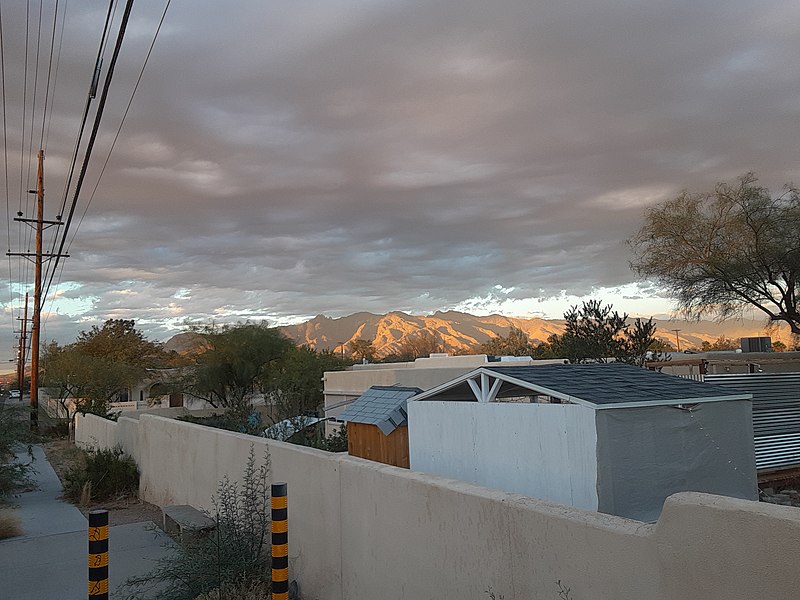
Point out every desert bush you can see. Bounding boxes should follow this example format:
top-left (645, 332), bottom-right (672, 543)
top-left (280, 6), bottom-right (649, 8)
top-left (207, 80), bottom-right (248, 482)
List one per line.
top-left (64, 446), bottom-right (139, 503)
top-left (0, 507), bottom-right (22, 539)
top-left (120, 445), bottom-right (272, 600)
top-left (43, 419), bottom-right (70, 439)
top-left (0, 404), bottom-right (37, 504)
top-left (194, 579), bottom-right (272, 600)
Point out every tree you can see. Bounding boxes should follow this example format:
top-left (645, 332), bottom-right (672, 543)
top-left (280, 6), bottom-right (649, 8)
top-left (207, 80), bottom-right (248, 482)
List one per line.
top-left (76, 319), bottom-right (166, 369)
top-left (554, 300), bottom-right (665, 366)
top-left (42, 319), bottom-right (164, 421)
top-left (187, 323), bottom-right (294, 422)
top-left (348, 338), bottom-right (376, 362)
top-left (480, 326), bottom-right (534, 356)
top-left (700, 335), bottom-right (739, 352)
top-left (629, 173), bottom-right (800, 334)
top-left (42, 340), bottom-right (143, 424)
top-left (393, 331), bottom-right (446, 361)
top-left (262, 346), bottom-right (347, 424)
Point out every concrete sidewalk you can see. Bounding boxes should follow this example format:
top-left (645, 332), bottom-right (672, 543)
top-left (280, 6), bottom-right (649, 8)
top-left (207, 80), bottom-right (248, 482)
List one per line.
top-left (0, 444), bottom-right (174, 599)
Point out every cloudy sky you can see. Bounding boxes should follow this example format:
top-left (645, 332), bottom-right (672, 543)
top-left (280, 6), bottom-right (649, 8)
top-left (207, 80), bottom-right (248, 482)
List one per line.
top-left (2, 0), bottom-right (799, 357)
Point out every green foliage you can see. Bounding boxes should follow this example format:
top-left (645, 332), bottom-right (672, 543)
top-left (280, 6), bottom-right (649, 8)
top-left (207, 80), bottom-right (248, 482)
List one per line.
top-left (43, 320), bottom-right (165, 419)
top-left (177, 412), bottom-right (263, 436)
top-left (188, 322), bottom-right (294, 423)
top-left (630, 173), bottom-right (800, 334)
top-left (480, 326), bottom-right (534, 356)
top-left (648, 338), bottom-right (676, 353)
top-left (390, 330), bottom-right (446, 361)
top-left (0, 404), bottom-right (37, 504)
top-left (76, 319), bottom-right (166, 369)
top-left (348, 337), bottom-right (376, 362)
top-left (263, 345), bottom-right (347, 424)
top-left (64, 446), bottom-right (139, 503)
top-left (553, 300), bottom-right (666, 365)
top-left (287, 421), bottom-right (348, 452)
top-left (120, 446), bottom-right (272, 600)
top-left (700, 335), bottom-right (740, 352)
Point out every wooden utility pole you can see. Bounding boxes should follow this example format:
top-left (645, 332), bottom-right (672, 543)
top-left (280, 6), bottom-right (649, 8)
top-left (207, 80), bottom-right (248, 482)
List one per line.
top-left (29, 150), bottom-right (44, 429)
top-left (672, 329), bottom-right (682, 353)
top-left (8, 150), bottom-right (68, 429)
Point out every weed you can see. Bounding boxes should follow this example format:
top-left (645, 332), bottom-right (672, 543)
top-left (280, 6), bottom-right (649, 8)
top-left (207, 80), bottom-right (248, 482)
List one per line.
top-left (0, 404), bottom-right (37, 504)
top-left (64, 446), bottom-right (139, 503)
top-left (120, 445), bottom-right (272, 600)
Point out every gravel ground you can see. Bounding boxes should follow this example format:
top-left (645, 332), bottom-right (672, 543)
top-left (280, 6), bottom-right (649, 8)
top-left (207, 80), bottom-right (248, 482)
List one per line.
top-left (42, 439), bottom-right (164, 527)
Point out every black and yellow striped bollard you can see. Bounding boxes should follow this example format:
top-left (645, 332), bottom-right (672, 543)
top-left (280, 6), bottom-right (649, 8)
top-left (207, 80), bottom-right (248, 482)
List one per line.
top-left (88, 509), bottom-right (109, 599)
top-left (271, 482), bottom-right (289, 600)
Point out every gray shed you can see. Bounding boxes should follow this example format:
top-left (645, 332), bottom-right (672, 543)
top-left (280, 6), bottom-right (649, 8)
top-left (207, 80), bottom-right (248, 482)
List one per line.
top-left (339, 386), bottom-right (422, 468)
top-left (408, 363), bottom-right (758, 522)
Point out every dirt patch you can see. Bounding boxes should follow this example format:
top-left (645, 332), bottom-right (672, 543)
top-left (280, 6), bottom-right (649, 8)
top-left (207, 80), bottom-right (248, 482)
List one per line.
top-left (42, 439), bottom-right (164, 527)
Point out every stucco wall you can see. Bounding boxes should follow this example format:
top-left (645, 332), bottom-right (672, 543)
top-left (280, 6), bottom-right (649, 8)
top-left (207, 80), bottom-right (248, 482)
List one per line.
top-left (74, 412), bottom-right (800, 600)
top-left (407, 401), bottom-right (599, 510)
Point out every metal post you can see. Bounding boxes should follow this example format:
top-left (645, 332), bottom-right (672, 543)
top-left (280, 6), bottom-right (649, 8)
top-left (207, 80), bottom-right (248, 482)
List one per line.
top-left (271, 482), bottom-right (288, 600)
top-left (88, 510), bottom-right (109, 599)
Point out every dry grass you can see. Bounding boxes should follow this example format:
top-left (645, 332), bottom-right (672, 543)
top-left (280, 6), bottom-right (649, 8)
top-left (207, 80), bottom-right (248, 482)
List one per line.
top-left (194, 580), bottom-right (273, 599)
top-left (0, 508), bottom-right (21, 540)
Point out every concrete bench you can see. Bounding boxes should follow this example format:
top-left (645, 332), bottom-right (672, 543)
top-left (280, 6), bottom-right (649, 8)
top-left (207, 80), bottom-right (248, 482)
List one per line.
top-left (162, 504), bottom-right (216, 544)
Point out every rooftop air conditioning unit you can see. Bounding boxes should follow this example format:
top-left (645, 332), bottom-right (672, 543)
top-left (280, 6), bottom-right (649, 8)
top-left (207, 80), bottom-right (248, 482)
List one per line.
top-left (740, 337), bottom-right (772, 353)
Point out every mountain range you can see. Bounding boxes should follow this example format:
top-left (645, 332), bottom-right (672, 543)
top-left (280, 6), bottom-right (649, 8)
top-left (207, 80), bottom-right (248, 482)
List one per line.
top-left (277, 310), bottom-right (793, 356)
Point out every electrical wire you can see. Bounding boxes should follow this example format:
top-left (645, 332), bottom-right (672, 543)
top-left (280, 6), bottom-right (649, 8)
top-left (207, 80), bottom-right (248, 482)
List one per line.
top-left (43, 0), bottom-right (116, 292)
top-left (44, 0), bottom-right (69, 152)
top-left (46, 0), bottom-right (173, 320)
top-left (0, 3), bottom-right (14, 337)
top-left (69, 0), bottom-right (173, 252)
top-left (41, 0), bottom-right (137, 304)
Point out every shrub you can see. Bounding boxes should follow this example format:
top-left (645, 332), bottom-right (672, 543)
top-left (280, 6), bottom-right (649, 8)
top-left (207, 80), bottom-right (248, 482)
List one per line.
top-left (0, 507), bottom-right (22, 539)
top-left (43, 420), bottom-right (70, 439)
top-left (0, 404), bottom-right (37, 504)
top-left (64, 446), bottom-right (139, 504)
top-left (120, 445), bottom-right (272, 600)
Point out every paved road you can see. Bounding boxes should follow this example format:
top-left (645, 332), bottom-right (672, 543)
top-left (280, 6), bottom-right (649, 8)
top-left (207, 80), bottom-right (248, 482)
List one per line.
top-left (0, 442), bottom-right (174, 599)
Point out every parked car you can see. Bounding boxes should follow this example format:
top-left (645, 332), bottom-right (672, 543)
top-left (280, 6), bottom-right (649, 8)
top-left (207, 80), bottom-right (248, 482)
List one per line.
top-left (9, 389), bottom-right (20, 399)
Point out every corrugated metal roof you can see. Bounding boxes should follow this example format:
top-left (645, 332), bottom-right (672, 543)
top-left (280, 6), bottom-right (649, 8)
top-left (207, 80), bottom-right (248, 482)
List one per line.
top-left (484, 363), bottom-right (749, 406)
top-left (338, 386), bottom-right (422, 435)
top-left (706, 372), bottom-right (800, 471)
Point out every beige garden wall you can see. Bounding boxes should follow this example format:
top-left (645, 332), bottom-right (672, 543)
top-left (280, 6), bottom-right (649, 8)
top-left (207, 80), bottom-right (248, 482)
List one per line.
top-left (75, 413), bottom-right (800, 600)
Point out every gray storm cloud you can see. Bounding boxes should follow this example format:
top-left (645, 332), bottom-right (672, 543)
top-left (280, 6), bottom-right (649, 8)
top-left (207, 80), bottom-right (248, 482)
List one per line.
top-left (2, 0), bottom-right (799, 348)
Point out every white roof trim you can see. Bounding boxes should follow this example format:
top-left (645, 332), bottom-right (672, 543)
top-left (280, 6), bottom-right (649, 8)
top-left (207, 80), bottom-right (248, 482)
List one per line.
top-left (410, 366), bottom-right (753, 409)
top-left (592, 394), bottom-right (752, 410)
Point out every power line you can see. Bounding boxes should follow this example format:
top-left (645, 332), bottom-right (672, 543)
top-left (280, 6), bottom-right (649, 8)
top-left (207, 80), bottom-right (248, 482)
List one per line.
top-left (69, 0), bottom-right (173, 252)
top-left (44, 0), bottom-right (117, 293)
top-left (0, 2), bottom-right (14, 337)
top-left (39, 0), bottom-right (61, 150)
top-left (46, 0), bottom-right (173, 313)
top-left (42, 0), bottom-right (136, 301)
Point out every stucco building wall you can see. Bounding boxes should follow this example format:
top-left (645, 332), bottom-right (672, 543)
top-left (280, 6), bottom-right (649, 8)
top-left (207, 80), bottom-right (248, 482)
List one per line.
top-left (75, 412), bottom-right (800, 600)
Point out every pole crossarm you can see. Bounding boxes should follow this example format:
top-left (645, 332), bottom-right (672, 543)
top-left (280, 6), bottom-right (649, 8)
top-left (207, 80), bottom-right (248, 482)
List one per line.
top-left (13, 217), bottom-right (65, 227)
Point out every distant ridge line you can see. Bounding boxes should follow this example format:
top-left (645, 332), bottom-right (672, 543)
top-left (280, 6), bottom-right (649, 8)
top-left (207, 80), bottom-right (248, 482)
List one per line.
top-left (275, 310), bottom-right (791, 357)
